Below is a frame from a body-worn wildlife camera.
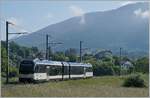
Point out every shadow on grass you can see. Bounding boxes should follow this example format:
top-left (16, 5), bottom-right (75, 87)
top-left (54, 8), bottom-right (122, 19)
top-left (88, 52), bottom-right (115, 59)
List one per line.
top-left (3, 81), bottom-right (35, 85)
top-left (2, 77), bottom-right (93, 85)
top-left (3, 79), bottom-right (65, 85)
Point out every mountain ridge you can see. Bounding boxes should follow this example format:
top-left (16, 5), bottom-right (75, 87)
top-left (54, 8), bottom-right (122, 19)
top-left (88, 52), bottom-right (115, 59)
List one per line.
top-left (14, 2), bottom-right (149, 54)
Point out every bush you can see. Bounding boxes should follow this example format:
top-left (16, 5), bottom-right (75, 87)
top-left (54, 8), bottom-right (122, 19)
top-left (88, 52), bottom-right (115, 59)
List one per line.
top-left (135, 57), bottom-right (149, 73)
top-left (123, 74), bottom-right (145, 87)
top-left (9, 66), bottom-right (19, 77)
top-left (93, 65), bottom-right (114, 76)
top-left (112, 66), bottom-right (120, 75)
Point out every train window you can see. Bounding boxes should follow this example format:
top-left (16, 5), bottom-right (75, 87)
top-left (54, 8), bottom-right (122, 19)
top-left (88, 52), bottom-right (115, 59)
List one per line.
top-left (34, 65), bottom-right (39, 73)
top-left (86, 67), bottom-right (93, 72)
top-left (35, 65), bottom-right (46, 73)
top-left (71, 66), bottom-right (84, 75)
top-left (64, 66), bottom-right (69, 75)
top-left (19, 63), bottom-right (34, 74)
top-left (48, 65), bottom-right (62, 76)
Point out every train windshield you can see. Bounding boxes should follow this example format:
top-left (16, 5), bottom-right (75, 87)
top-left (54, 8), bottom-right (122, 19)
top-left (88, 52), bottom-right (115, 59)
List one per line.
top-left (19, 60), bottom-right (34, 74)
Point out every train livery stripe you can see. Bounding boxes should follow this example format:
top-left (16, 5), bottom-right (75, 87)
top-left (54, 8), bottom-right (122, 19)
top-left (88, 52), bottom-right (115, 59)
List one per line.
top-left (47, 75), bottom-right (62, 79)
top-left (63, 75), bottom-right (69, 79)
top-left (70, 74), bottom-right (85, 78)
top-left (34, 73), bottom-right (47, 80)
top-left (85, 72), bottom-right (93, 77)
top-left (69, 63), bottom-right (71, 79)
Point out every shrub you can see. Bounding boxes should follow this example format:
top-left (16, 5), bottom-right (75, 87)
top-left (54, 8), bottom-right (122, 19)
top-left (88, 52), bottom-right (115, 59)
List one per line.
top-left (93, 65), bottom-right (114, 76)
top-left (112, 66), bottom-right (120, 75)
top-left (123, 74), bottom-right (145, 87)
top-left (9, 66), bottom-right (19, 77)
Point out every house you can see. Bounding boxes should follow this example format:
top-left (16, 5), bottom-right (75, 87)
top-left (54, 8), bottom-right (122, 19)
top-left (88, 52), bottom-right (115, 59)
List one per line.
top-left (120, 61), bottom-right (133, 69)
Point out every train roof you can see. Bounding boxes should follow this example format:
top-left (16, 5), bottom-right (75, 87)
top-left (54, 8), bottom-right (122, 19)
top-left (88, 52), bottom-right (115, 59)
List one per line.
top-left (33, 58), bottom-right (92, 67)
top-left (35, 60), bottom-right (62, 66)
top-left (68, 62), bottom-right (92, 67)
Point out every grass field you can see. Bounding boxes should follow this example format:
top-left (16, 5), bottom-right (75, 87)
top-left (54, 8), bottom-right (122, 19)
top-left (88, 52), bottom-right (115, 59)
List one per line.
top-left (1, 74), bottom-right (149, 97)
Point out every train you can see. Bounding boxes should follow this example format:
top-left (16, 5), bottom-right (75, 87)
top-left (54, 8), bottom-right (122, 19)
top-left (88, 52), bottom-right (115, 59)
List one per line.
top-left (19, 58), bottom-right (93, 82)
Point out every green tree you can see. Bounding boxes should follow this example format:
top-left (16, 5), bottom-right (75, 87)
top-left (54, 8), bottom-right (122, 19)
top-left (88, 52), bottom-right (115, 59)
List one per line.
top-left (135, 57), bottom-right (149, 73)
top-left (65, 48), bottom-right (77, 62)
top-left (1, 46), bottom-right (7, 76)
top-left (68, 54), bottom-right (77, 62)
top-left (113, 56), bottom-right (120, 66)
top-left (52, 52), bottom-right (66, 61)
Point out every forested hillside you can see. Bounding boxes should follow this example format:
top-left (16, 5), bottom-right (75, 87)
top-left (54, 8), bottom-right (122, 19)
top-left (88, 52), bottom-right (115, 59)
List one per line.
top-left (1, 41), bottom-right (149, 78)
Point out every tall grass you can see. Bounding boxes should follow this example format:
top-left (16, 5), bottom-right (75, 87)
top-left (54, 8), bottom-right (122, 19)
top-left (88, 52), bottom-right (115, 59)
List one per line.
top-left (1, 75), bottom-right (149, 97)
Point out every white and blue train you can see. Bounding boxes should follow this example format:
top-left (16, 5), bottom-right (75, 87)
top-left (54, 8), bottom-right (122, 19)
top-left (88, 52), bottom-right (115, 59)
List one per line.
top-left (19, 59), bottom-right (93, 82)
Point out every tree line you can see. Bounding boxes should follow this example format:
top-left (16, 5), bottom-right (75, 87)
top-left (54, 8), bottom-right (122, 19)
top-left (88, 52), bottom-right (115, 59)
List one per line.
top-left (1, 41), bottom-right (149, 77)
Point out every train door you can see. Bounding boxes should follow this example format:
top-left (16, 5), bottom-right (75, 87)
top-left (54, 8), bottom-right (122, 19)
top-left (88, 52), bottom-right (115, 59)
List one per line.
top-left (46, 66), bottom-right (50, 81)
top-left (69, 63), bottom-right (71, 79)
top-left (62, 63), bottom-right (64, 80)
top-left (84, 67), bottom-right (86, 78)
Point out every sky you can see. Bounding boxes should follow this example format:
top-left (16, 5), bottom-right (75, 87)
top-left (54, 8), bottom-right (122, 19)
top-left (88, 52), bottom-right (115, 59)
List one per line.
top-left (0, 0), bottom-right (148, 40)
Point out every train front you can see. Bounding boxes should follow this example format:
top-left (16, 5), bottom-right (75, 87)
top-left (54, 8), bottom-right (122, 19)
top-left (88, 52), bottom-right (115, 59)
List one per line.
top-left (19, 60), bottom-right (35, 82)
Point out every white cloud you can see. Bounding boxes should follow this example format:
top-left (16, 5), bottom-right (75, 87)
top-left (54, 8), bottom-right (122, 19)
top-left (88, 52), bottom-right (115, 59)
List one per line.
top-left (121, 1), bottom-right (136, 6)
top-left (121, 1), bottom-right (147, 6)
top-left (69, 5), bottom-right (84, 16)
top-left (69, 5), bottom-right (85, 24)
top-left (134, 8), bottom-right (142, 15)
top-left (46, 13), bottom-right (54, 19)
top-left (6, 17), bottom-right (29, 33)
top-left (7, 17), bottom-right (20, 25)
top-left (134, 8), bottom-right (149, 19)
top-left (141, 10), bottom-right (149, 18)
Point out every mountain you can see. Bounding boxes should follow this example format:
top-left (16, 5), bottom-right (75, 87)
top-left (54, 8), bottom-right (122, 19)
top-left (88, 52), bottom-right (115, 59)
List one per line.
top-left (14, 3), bottom-right (149, 54)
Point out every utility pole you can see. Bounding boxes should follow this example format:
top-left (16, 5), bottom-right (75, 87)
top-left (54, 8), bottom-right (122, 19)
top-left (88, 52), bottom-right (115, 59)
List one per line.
top-left (119, 47), bottom-right (122, 76)
top-left (46, 34), bottom-right (49, 60)
top-left (80, 41), bottom-right (83, 62)
top-left (45, 34), bottom-right (54, 60)
top-left (45, 34), bottom-right (62, 60)
top-left (6, 21), bottom-right (9, 83)
top-left (48, 46), bottom-right (51, 60)
top-left (48, 42), bottom-right (63, 59)
top-left (6, 21), bottom-right (27, 83)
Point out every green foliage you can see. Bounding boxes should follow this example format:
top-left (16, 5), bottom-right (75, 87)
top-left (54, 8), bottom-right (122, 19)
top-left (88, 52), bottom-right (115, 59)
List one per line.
top-left (1, 46), bottom-right (7, 73)
top-left (112, 66), bottom-right (120, 75)
top-left (65, 48), bottom-right (77, 62)
top-left (9, 66), bottom-right (19, 77)
top-left (121, 68), bottom-right (128, 75)
top-left (93, 65), bottom-right (114, 76)
top-left (31, 47), bottom-right (38, 54)
top-left (84, 57), bottom-right (97, 65)
top-left (128, 67), bottom-right (134, 74)
top-left (135, 57), bottom-right (149, 73)
top-left (1, 41), bottom-right (40, 78)
top-left (68, 54), bottom-right (77, 62)
top-left (65, 48), bottom-right (77, 56)
top-left (1, 45), bottom-right (18, 77)
top-left (113, 56), bottom-right (120, 66)
top-left (123, 74), bottom-right (145, 87)
top-left (52, 52), bottom-right (66, 61)
top-left (1, 40), bottom-right (148, 78)
top-left (9, 41), bottom-right (40, 59)
top-left (83, 54), bottom-right (94, 61)
top-left (2, 75), bottom-right (149, 97)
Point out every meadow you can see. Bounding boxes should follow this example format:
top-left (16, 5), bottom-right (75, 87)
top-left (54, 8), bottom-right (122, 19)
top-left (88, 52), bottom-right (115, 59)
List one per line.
top-left (1, 74), bottom-right (149, 97)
